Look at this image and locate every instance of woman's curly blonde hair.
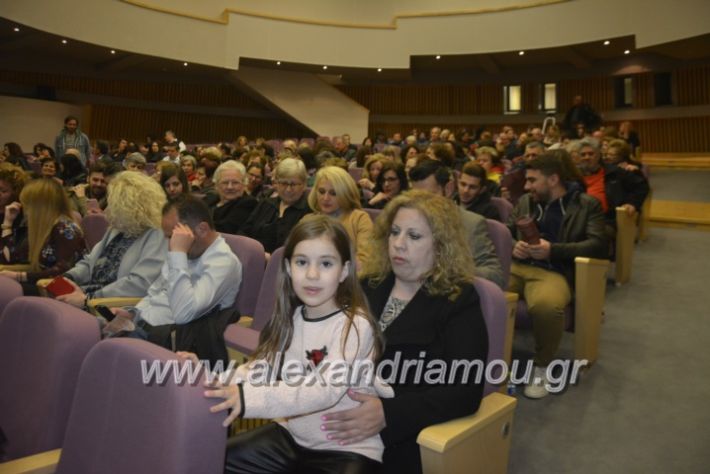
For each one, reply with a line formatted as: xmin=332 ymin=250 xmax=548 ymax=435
xmin=105 ymin=171 xmax=166 ymax=237
xmin=361 ymin=189 xmax=475 ymax=299
xmin=0 ymin=162 xmax=29 ymax=197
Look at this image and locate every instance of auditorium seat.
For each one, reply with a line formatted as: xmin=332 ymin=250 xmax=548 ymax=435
xmin=348 ymin=167 xmax=364 ymax=182
xmin=614 ymin=206 xmax=638 ymax=286
xmin=490 ymin=197 xmax=514 ymax=224
xmin=80 ymin=212 xmax=109 ymax=250
xmin=0 ymin=297 xmax=100 ymax=462
xmin=364 ymin=207 xmax=381 ymax=223
xmin=417 ymin=277 xmax=517 ymax=474
xmin=0 ymin=275 xmax=23 ymax=316
xmin=2 ymin=339 xmax=227 ymax=474
xmin=220 ymin=233 xmax=266 ymax=317
xmin=224 ymin=247 xmax=284 ymax=356
xmin=515 ymin=257 xmax=610 ymax=366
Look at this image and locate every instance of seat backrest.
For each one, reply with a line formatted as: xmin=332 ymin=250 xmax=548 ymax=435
xmin=55 ymin=339 xmax=226 ymax=474
xmin=80 ymin=213 xmax=109 ymax=251
xmin=252 ymin=247 xmax=285 ymax=331
xmin=220 ymin=233 xmax=266 ymax=317
xmin=364 ymin=207 xmax=381 ymax=223
xmin=0 ymin=275 xmax=23 ymax=317
xmin=348 ymin=167 xmax=364 ymax=182
xmin=485 ymin=219 xmax=513 ymax=286
xmin=490 ymin=197 xmax=514 ymax=224
xmin=0 ymin=297 xmax=100 ymax=461
xmin=473 ymin=278 xmax=508 ymax=396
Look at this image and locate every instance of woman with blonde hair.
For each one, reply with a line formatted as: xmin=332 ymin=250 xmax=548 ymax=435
xmin=358 ymin=154 xmax=385 ymax=192
xmin=0 ymin=178 xmax=85 ymax=289
xmin=308 ymin=166 xmax=373 ymax=269
xmin=55 ymin=171 xmax=168 ymax=307
xmin=322 ymin=190 xmax=488 ymax=474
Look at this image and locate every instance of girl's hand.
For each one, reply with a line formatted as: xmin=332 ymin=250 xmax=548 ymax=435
xmin=4 ymin=202 xmax=21 ymax=224
xmin=176 ymin=351 xmax=200 ymax=365
xmin=320 ymin=390 xmax=386 ymax=445
xmin=204 ymin=381 xmax=242 ymax=427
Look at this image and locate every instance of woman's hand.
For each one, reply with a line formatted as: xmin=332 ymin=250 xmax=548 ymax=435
xmin=4 ymin=202 xmax=21 ymax=226
xmin=176 ymin=351 xmax=200 ymax=365
xmin=368 ymin=192 xmax=390 ymax=207
xmin=320 ymin=390 xmax=386 ymax=445
xmin=358 ymin=178 xmax=375 ymax=191
xmin=204 ymin=380 xmax=242 ymax=428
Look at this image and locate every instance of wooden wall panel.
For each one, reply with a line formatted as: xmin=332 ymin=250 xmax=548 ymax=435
xmin=0 ymin=70 xmax=266 ymax=109
xmin=675 ymin=65 xmax=710 ymax=106
xmin=634 ymin=72 xmax=655 ymax=109
xmin=90 ymin=105 xmax=311 ymax=143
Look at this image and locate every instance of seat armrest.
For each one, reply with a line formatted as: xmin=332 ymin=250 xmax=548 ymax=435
xmin=614 ymin=207 xmax=637 ymax=286
xmin=0 ymin=448 xmax=61 ymax=474
xmin=237 ymin=316 xmax=254 ymax=328
xmin=573 ymin=257 xmax=610 ymax=366
xmin=88 ymin=297 xmax=141 ymax=312
xmin=0 ymin=264 xmax=32 ymax=272
xmin=503 ymin=292 xmax=518 ymax=368
xmin=417 ymin=392 xmax=517 ymax=474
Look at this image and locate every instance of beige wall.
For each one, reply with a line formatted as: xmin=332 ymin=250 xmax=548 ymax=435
xmin=0 ymin=95 xmax=85 ymax=152
xmin=2 ymin=0 xmax=709 ymax=69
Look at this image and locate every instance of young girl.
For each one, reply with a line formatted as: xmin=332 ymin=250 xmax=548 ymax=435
xmin=198 ymin=214 xmax=392 ymax=473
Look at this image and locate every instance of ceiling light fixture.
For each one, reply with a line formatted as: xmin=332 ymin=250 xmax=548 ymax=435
xmin=435 ymin=55 xmax=441 ymax=60
xmin=603 ymin=40 xmax=610 ymax=46
xmin=183 ymin=62 xmax=188 ymax=66
xmin=518 ymin=51 xmax=525 ymax=56
xmin=110 ymin=50 xmax=116 ymax=54
xmin=624 ymin=49 xmax=630 ymax=55
xmin=276 ymin=61 xmax=281 ymax=65
xmin=322 ymin=65 xmax=328 ymax=70
xmin=377 ymin=68 xmax=382 ymax=72
xmin=61 ymin=39 xmax=67 ymax=44
xmin=13 ymin=27 xmax=20 ymax=32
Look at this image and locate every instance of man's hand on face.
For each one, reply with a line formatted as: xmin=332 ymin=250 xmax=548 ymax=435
xmin=169 ymin=223 xmax=195 ymax=254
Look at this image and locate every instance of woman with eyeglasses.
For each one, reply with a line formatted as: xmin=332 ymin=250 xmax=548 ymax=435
xmin=240 ymin=158 xmax=311 ymax=254
xmin=308 ymin=166 xmax=373 ymax=270
xmin=210 ymin=160 xmax=257 ymax=235
xmin=365 ymin=161 xmax=408 ymax=209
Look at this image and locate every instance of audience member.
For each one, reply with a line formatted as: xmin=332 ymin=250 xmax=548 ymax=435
xmin=507 ymin=151 xmax=607 ymax=398
xmin=366 ymin=161 xmax=408 ymax=209
xmin=68 ymin=162 xmax=109 ymax=216
xmin=455 ymin=161 xmax=501 ymax=221
xmin=164 ymin=129 xmax=186 ymax=152
xmin=3 ymin=143 xmax=31 ymax=171
xmin=308 ymin=166 xmax=373 ymax=269
xmin=210 ymin=160 xmax=257 ymax=235
xmin=54 ymin=115 xmax=91 ymax=166
xmin=159 ymin=163 xmax=190 ymax=202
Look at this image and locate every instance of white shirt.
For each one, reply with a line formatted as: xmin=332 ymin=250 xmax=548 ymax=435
xmin=135 ymin=235 xmax=241 ymax=326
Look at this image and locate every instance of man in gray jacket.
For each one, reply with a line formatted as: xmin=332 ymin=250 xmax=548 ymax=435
xmin=408 ymin=159 xmax=505 ymax=289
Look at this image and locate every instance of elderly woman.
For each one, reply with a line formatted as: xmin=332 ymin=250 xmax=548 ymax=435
xmin=159 ymin=163 xmax=190 ymax=202
xmin=240 ymin=158 xmax=311 ymax=254
xmin=211 ymin=160 xmax=257 ymax=234
xmin=0 ymin=178 xmax=86 ymax=290
xmin=322 ymin=190 xmax=488 ymax=474
xmin=124 ymin=152 xmax=147 ymax=172
xmin=55 ymin=171 xmax=167 ymax=307
xmin=180 ymin=154 xmax=198 ymax=181
xmin=308 ymin=166 xmax=373 ymax=269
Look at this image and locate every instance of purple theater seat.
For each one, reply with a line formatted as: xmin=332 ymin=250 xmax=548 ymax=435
xmin=364 ymin=207 xmax=381 ymax=223
xmin=0 ymin=275 xmax=23 ymax=316
xmin=80 ymin=213 xmax=109 ymax=251
xmin=348 ymin=167 xmax=364 ymax=182
xmin=224 ymin=247 xmax=284 ymax=355
xmin=485 ymin=219 xmax=513 ymax=287
xmin=220 ymin=234 xmax=266 ymax=317
xmin=473 ymin=277 xmax=508 ymax=395
xmin=55 ymin=339 xmax=226 ymax=474
xmin=490 ymin=197 xmax=514 ymax=224
xmin=0 ymin=297 xmax=100 ymax=461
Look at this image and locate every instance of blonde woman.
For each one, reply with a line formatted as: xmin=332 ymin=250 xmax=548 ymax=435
xmin=56 ymin=171 xmax=168 ymax=307
xmin=0 ymin=178 xmax=85 ymax=288
xmin=308 ymin=166 xmax=373 ymax=269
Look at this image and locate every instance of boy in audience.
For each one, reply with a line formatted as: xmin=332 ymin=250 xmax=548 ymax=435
xmin=454 ymin=162 xmax=501 ymax=221
xmin=408 ymin=159 xmax=505 ymax=289
xmin=508 ymin=151 xmax=607 ymax=399
xmin=103 ymin=196 xmax=241 ymax=346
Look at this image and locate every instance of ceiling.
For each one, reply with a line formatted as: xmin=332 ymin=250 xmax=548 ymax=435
xmin=1 ymin=15 xmax=709 ymax=86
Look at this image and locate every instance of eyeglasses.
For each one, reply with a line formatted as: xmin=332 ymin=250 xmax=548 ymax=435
xmin=276 ymin=180 xmax=304 ymax=188
xmin=248 ymin=173 xmax=262 ymax=180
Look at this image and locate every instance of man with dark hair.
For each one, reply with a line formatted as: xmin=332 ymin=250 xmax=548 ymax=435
xmin=163 ymin=143 xmax=181 ymax=166
xmin=95 ymin=140 xmax=112 ymax=165
xmin=164 ymin=129 xmax=186 ymax=152
xmin=562 ymin=95 xmax=601 ymax=135
xmin=69 ymin=162 xmax=109 ymax=216
xmin=408 ymin=159 xmax=505 ymax=289
xmin=455 ymin=162 xmax=501 ymax=221
xmin=508 ymin=151 xmax=607 ymax=399
xmin=54 ymin=115 xmax=92 ymax=166
xmin=104 ymin=196 xmax=242 ymax=344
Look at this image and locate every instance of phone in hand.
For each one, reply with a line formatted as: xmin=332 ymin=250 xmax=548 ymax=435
xmin=46 ymin=276 xmax=76 ymax=297
xmin=86 ymin=199 xmax=100 ymax=212
xmin=94 ymin=305 xmax=116 ymax=322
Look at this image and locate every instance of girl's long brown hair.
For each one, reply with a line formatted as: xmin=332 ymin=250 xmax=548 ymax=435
xmin=19 ymin=178 xmax=76 ymax=271
xmin=252 ymin=214 xmax=383 ymax=365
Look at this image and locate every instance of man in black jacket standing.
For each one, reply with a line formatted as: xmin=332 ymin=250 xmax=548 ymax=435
xmin=508 ymin=151 xmax=607 ymax=399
